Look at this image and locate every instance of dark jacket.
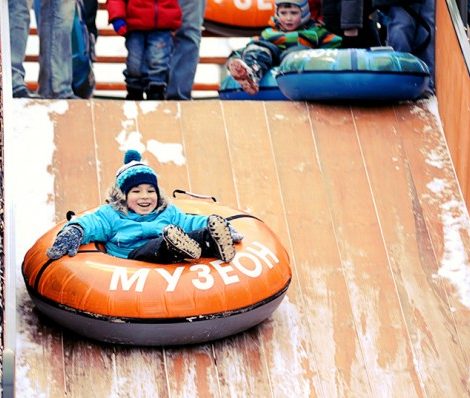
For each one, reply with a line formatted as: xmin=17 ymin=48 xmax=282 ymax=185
xmin=322 ymin=0 xmax=366 ymax=31
xmin=372 ymin=0 xmax=423 ymax=7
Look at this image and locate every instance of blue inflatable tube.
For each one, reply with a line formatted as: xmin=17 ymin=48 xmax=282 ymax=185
xmin=276 ymin=48 xmax=430 ymax=102
xmin=219 ymin=69 xmax=288 ymax=101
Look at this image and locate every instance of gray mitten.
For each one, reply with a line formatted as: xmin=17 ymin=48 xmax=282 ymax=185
xmin=229 ymin=224 xmax=244 ymax=243
xmin=47 ymin=225 xmax=84 ymax=260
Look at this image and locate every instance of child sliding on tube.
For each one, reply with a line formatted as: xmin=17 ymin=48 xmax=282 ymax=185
xmin=47 ymin=150 xmax=243 ymax=264
xmin=226 ymin=0 xmax=342 ymax=95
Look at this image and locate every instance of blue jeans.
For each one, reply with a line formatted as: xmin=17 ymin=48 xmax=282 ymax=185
xmin=385 ymin=1 xmax=435 ymax=91
xmin=166 ymin=0 xmax=207 ymax=100
xmin=124 ymin=30 xmax=173 ymax=92
xmin=36 ymin=0 xmax=76 ymax=98
xmin=8 ymin=0 xmax=33 ymax=95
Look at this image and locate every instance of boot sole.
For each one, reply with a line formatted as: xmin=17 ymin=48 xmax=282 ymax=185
xmin=163 ymin=225 xmax=202 ymax=259
xmin=208 ymin=215 xmax=236 ymax=262
xmin=227 ymin=58 xmax=259 ymax=95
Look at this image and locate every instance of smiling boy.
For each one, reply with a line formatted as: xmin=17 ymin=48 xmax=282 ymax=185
xmin=226 ymin=0 xmax=342 ymax=95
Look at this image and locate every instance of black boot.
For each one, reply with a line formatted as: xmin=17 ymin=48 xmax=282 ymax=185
xmin=126 ymin=87 xmax=144 ymax=100
xmin=146 ymin=84 xmax=165 ymax=100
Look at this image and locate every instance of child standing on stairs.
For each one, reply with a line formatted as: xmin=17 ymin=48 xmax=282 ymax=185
xmin=47 ymin=150 xmax=243 ymax=264
xmin=226 ymin=0 xmax=342 ymax=95
xmin=106 ymin=0 xmax=182 ymax=100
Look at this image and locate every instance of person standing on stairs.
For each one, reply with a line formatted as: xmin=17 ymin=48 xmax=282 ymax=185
xmin=106 ymin=0 xmax=182 ymax=100
xmin=8 ymin=0 xmax=40 ymax=98
xmin=166 ymin=0 xmax=207 ymax=100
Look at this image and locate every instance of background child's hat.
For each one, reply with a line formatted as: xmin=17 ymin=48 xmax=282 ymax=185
xmin=275 ymin=0 xmax=311 ymax=26
xmin=115 ymin=150 xmax=159 ymax=195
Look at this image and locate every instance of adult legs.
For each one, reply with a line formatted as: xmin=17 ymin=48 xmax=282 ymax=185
xmin=166 ymin=0 xmax=207 ymax=100
xmin=414 ymin=0 xmax=435 ymax=90
xmin=8 ymin=0 xmax=37 ymax=97
xmin=37 ymin=0 xmax=76 ymax=98
xmin=386 ymin=7 xmax=417 ymax=53
xmin=386 ymin=3 xmax=435 ymax=92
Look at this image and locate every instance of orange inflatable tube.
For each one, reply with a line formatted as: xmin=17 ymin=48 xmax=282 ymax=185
xmin=204 ymin=0 xmax=274 ymax=36
xmin=204 ymin=0 xmax=322 ymax=36
xmin=22 ymin=199 xmax=291 ymax=345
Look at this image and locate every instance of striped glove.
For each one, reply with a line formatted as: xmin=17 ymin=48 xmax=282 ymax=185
xmin=47 ymin=225 xmax=84 ymax=260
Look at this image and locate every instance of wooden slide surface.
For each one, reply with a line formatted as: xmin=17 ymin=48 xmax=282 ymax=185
xmin=8 ymin=99 xmax=470 ymax=397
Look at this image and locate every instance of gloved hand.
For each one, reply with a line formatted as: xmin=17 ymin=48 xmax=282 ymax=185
xmin=112 ymin=18 xmax=127 ymax=36
xmin=229 ymin=224 xmax=244 ymax=243
xmin=47 ymin=225 xmax=84 ymax=260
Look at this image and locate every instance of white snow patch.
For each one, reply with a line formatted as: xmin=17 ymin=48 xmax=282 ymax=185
xmin=147 ymin=140 xmax=185 ymax=166
xmin=426 ymin=178 xmax=447 ymax=194
xmin=116 ymin=130 xmax=146 ymax=154
xmin=425 ymin=149 xmax=445 ymax=169
xmin=437 ymin=199 xmax=470 ymax=308
xmin=8 ymin=101 xmax=61 ymax=268
xmin=138 ymin=101 xmax=159 ymax=114
xmin=423 ymin=97 xmax=444 ymax=133
xmin=115 ymin=105 xmax=185 ymax=165
xmin=123 ymin=101 xmax=138 ymax=120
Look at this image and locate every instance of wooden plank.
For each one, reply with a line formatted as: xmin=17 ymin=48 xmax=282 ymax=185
xmin=165 ymin=346 xmax=219 ymax=397
xmin=395 ymin=102 xmax=470 ymax=363
xmin=13 ymin=99 xmax=470 ymax=397
xmin=16 ymin=292 xmax=66 ymax=397
xmin=222 ymin=101 xmax=322 ymax=397
xmin=353 ymin=104 xmax=469 ymax=395
xmin=309 ymin=103 xmax=423 ymax=396
xmin=180 ymin=100 xmax=237 ymax=207
xmin=180 ymin=101 xmax=272 ymax=397
xmin=52 ymin=100 xmax=100 ymax=218
xmin=265 ymin=101 xmax=371 ymax=396
xmin=133 ymin=100 xmax=190 ymax=195
xmin=435 ymin=0 xmax=470 ymax=206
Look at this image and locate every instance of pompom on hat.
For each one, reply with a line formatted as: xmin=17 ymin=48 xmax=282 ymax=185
xmin=275 ymin=0 xmax=311 ymax=26
xmin=115 ymin=150 xmax=159 ymax=195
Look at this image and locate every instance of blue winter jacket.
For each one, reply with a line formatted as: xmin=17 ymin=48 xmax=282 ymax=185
xmin=70 ymin=203 xmax=208 ymax=259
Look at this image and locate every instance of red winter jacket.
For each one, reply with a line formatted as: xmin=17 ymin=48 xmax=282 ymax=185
xmin=106 ymin=0 xmax=182 ymax=32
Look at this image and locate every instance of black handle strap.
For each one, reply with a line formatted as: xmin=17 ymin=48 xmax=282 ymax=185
xmin=172 ymin=189 xmax=217 ymax=202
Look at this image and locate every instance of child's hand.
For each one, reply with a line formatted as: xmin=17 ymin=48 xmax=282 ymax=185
xmin=47 ymin=225 xmax=84 ymax=260
xmin=229 ymin=224 xmax=244 ymax=243
xmin=112 ymin=18 xmax=127 ymax=36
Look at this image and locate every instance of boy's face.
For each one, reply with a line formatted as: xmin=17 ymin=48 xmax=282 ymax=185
xmin=127 ymin=183 xmax=158 ymax=215
xmin=277 ymin=5 xmax=302 ymax=31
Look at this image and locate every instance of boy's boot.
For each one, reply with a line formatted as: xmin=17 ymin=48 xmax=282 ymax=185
xmin=146 ymin=84 xmax=165 ymax=100
xmin=163 ymin=225 xmax=202 ymax=259
xmin=207 ymin=215 xmax=236 ymax=262
xmin=226 ymin=57 xmax=261 ymax=95
xmin=126 ymin=87 xmax=144 ymax=100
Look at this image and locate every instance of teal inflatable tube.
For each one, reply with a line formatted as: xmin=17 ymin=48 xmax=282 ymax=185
xmin=276 ymin=48 xmax=430 ymax=101
xmin=219 ymin=69 xmax=288 ymax=101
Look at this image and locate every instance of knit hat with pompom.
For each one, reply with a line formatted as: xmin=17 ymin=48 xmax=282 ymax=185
xmin=275 ymin=0 xmax=311 ymax=26
xmin=115 ymin=150 xmax=159 ymax=195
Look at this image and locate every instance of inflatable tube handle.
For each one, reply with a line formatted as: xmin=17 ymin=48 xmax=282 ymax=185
xmin=66 ymin=210 xmax=76 ymax=221
xmin=172 ymin=189 xmax=217 ymax=202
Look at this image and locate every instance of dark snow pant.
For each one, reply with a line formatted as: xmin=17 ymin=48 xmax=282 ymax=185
xmin=384 ymin=1 xmax=435 ymax=91
xmin=229 ymin=40 xmax=282 ymax=81
xmin=127 ymin=227 xmax=220 ymax=264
